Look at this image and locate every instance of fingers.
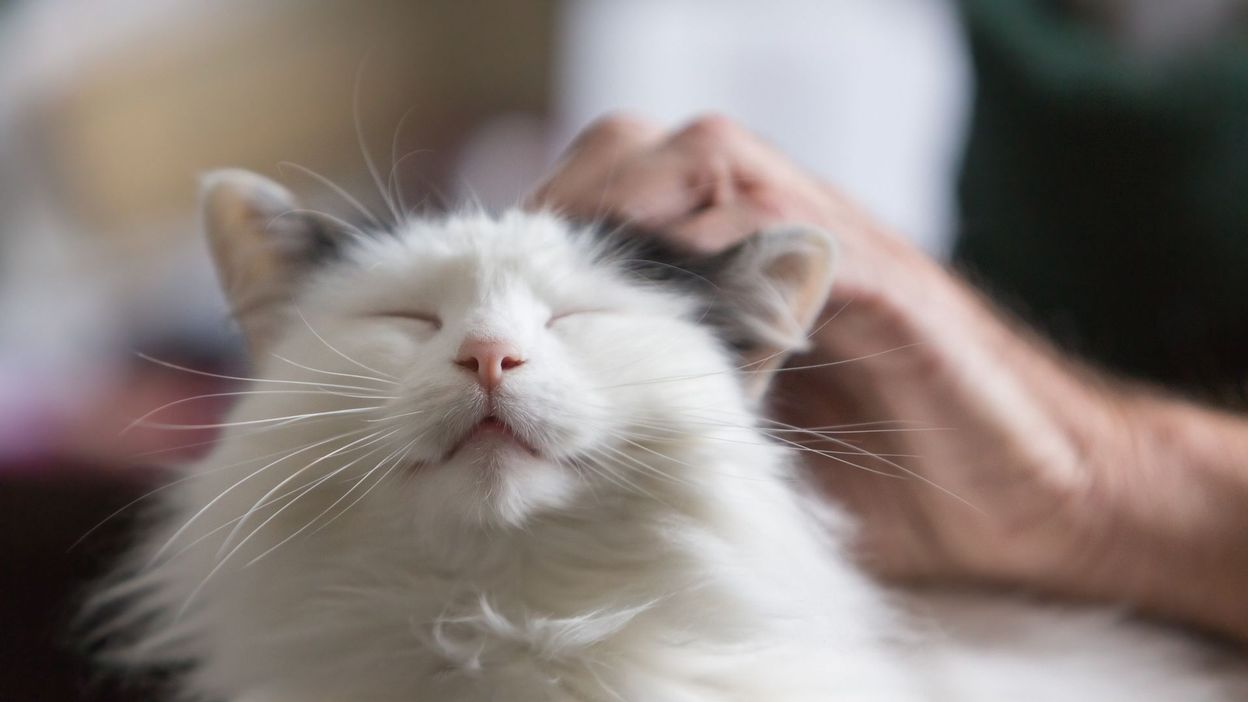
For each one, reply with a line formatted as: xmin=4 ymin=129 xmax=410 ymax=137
xmin=670 ymin=202 xmax=778 ymax=255
xmin=531 ymin=112 xmax=815 ymax=253
xmin=528 ymin=114 xmax=669 ymax=220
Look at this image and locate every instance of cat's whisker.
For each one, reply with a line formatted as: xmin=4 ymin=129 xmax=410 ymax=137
xmin=776 ymin=441 xmax=920 ymax=458
xmin=606 ymin=434 xmax=696 ymax=472
xmin=558 ymin=456 xmax=606 ymax=503
xmin=277 ymin=160 xmax=385 ymax=229
xmin=270 ymin=353 xmax=397 ymax=388
xmin=732 ymin=296 xmax=855 ymax=373
xmin=149 ymin=425 xmax=382 ymax=566
xmin=737 ymin=343 xmax=925 ymax=375
xmin=136 ymin=353 xmax=389 ymax=394
xmin=169 ymin=443 xmax=394 ymax=562
xmin=241 ymin=435 xmax=417 ymax=567
xmin=763 ymin=418 xmax=932 ymax=429
xmin=74 ymin=429 xmax=390 ymax=552
xmin=609 ymin=413 xmax=937 ymax=481
xmin=125 ymin=411 xmax=365 ymax=460
xmin=652 ymin=408 xmax=911 ymax=460
xmin=214 ymin=427 xmax=402 ymax=559
xmin=302 ymin=434 xmax=424 ymax=541
xmin=267 ymin=208 xmax=373 ymax=244
xmin=172 ymin=430 xmax=405 ymax=617
xmin=386 ymin=103 xmax=421 ymax=211
xmin=365 ymin=408 xmax=425 ymax=422
xmin=295 ymin=308 xmax=398 ymax=381
xmin=122 ymin=389 xmax=393 ymax=436
xmin=770 ymin=426 xmax=949 ymax=436
xmin=571 ymin=448 xmax=663 ymax=503
xmin=759 ymin=433 xmax=908 ymax=480
xmin=595 ymin=442 xmax=695 ymax=489
xmin=615 ymin=404 xmax=943 ymax=437
xmin=669 ymin=409 xmax=982 ymax=511
xmin=740 ymin=412 xmax=949 ymax=438
xmin=352 ymin=58 xmax=402 ymax=225
xmin=598 ymin=427 xmax=779 ymax=483
xmin=592 ymin=342 xmax=924 ymax=391
xmin=134 ymin=405 xmax=384 ymax=431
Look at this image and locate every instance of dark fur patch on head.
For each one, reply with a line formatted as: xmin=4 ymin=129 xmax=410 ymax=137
xmin=591 ymin=223 xmax=758 ymax=353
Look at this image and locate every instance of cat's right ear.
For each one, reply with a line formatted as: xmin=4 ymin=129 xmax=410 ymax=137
xmin=201 ymin=169 xmax=346 ymax=354
xmin=701 ymin=226 xmax=838 ymax=400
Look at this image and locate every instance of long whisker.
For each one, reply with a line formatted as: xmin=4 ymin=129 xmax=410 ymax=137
xmin=73 ymin=427 xmax=389 ymax=551
xmin=213 ymin=428 xmax=399 ymax=559
xmin=134 ymin=405 xmax=382 ymax=431
xmin=295 ymin=308 xmax=398 ymax=381
xmin=575 ymin=447 xmax=668 ymax=504
xmin=615 ymin=424 xmax=918 ymax=458
xmin=302 ymin=434 xmax=422 ymax=540
xmin=125 ymin=412 xmax=363 ymax=460
xmin=167 ymin=440 xmax=396 ymax=561
xmin=277 ymin=161 xmax=384 ymax=228
xmin=596 ymin=442 xmax=694 ymax=489
xmin=122 ymin=390 xmax=392 ymax=435
xmin=239 ymin=435 xmax=414 ymax=567
xmin=738 ymin=343 xmax=925 ymax=375
xmin=734 ymin=296 xmax=854 ymax=372
xmin=365 ymin=408 xmax=424 ymax=422
xmin=271 ymin=354 xmax=397 ymax=388
xmin=136 ymin=353 xmax=386 ymax=393
xmin=386 ymin=102 xmax=428 ymax=214
xmin=270 ymin=208 xmax=372 ymax=243
xmin=149 ymin=425 xmax=379 ymax=565
xmin=353 ymin=58 xmax=402 ymax=224
xmin=593 ymin=342 xmax=922 ymax=390
xmin=622 ymin=410 xmax=907 ymax=479
xmin=675 ymin=409 xmax=983 ymax=512
xmin=612 ymin=410 xmax=952 ymax=488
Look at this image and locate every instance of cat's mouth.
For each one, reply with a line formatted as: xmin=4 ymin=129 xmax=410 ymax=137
xmin=445 ymin=416 xmax=539 ymax=460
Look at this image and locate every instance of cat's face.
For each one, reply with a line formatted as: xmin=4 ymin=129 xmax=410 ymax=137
xmin=202 ymin=171 xmax=835 ymax=531
xmin=276 ymin=211 xmax=743 ymax=527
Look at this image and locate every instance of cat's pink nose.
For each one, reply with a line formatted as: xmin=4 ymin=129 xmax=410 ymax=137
xmin=454 ymin=338 xmax=525 ymax=391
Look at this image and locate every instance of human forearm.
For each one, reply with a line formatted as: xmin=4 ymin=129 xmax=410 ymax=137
xmin=1058 ymin=389 xmax=1248 ymax=640
xmin=805 ymin=245 xmax=1248 ymax=641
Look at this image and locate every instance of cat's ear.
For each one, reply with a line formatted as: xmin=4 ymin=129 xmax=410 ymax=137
xmin=201 ymin=169 xmax=347 ymax=354
xmin=709 ymin=226 xmax=837 ymax=399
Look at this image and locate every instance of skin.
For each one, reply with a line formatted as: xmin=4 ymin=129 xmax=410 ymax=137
xmin=528 ymin=114 xmax=1248 ymax=643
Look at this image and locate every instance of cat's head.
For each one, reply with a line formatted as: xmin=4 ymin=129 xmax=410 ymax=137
xmin=201 ymin=170 xmax=835 ymax=531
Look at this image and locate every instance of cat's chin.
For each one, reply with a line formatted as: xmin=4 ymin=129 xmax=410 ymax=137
xmin=411 ymin=451 xmax=580 ymax=530
xmin=443 ymin=416 xmax=541 ymax=462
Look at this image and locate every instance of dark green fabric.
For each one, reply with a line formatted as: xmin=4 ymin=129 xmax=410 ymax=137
xmin=955 ymin=0 xmax=1248 ymax=402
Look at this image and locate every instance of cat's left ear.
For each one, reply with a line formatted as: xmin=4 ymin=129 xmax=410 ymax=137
xmin=201 ymin=169 xmax=349 ymax=355
xmin=708 ymin=226 xmax=837 ymax=399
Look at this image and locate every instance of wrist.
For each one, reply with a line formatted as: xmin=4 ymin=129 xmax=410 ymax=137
xmin=1028 ymin=388 xmax=1248 ymax=639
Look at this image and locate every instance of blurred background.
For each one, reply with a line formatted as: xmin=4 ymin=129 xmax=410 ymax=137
xmin=0 ymin=0 xmax=1244 ymax=699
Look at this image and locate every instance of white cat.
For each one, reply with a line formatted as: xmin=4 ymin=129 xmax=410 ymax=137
xmin=91 ymin=170 xmax=1246 ymax=701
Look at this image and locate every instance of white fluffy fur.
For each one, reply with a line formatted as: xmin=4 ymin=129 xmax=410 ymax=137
xmin=96 ymin=208 xmax=1246 ymax=701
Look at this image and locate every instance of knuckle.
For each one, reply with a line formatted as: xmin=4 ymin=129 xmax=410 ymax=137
xmin=580 ymin=112 xmax=654 ymax=145
xmin=677 ymin=113 xmax=741 ymax=146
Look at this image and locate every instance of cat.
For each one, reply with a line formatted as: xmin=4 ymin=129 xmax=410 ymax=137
xmin=88 ymin=169 xmax=1247 ymax=701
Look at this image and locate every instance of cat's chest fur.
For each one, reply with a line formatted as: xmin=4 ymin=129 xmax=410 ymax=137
xmin=207 ymin=453 xmax=917 ymax=702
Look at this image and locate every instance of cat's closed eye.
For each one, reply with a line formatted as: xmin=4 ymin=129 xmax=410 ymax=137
xmin=546 ymin=309 xmax=609 ymax=327
xmin=377 ymin=311 xmax=442 ymax=330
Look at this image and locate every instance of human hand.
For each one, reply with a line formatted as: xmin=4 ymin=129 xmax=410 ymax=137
xmin=529 ymin=114 xmax=1124 ymax=589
